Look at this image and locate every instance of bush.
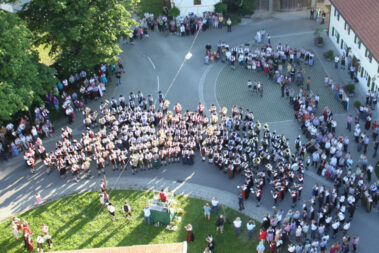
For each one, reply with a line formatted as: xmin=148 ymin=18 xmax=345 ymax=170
xmin=353 ymin=100 xmax=361 ymax=108
xmin=344 ymin=84 xmax=355 ymax=94
xmin=215 ymin=2 xmax=228 ymax=14
xmin=327 ymin=50 xmax=334 ymax=60
xmin=168 ymin=6 xmax=180 ymax=17
xmin=224 ymin=0 xmax=255 ymax=15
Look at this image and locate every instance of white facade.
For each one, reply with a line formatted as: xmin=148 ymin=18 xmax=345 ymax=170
xmin=171 ymin=0 xmax=221 ymax=17
xmin=0 ymin=0 xmax=29 ymax=13
xmin=328 ymin=5 xmax=379 ymax=93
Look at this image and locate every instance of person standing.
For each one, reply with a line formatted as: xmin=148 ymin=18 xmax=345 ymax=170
xmin=238 ymin=194 xmax=245 ymax=210
xmin=233 ymin=217 xmax=242 ymax=236
xmin=346 ymin=115 xmax=353 ymax=131
xmin=10 ymin=220 xmax=19 ymax=240
xmin=256 ymin=240 xmax=265 ymax=253
xmin=36 ymin=235 xmax=44 ymax=252
xmin=226 ymin=18 xmax=232 ymax=32
xmin=334 ymin=55 xmax=340 ymax=69
xmin=115 ymin=70 xmax=121 ymax=86
xmin=123 ymin=201 xmax=132 ymax=221
xmin=205 ymin=234 xmax=215 ymax=251
xmin=246 ymin=220 xmax=256 ymax=239
xmin=215 ymin=215 xmax=225 ymax=234
xmin=321 ymin=11 xmax=326 ymax=24
xmin=373 ymin=139 xmax=379 ymax=157
xmin=211 ymin=197 xmax=219 ymax=214
xmin=203 ymin=203 xmax=211 ymax=221
xmin=143 ymin=205 xmax=151 ymax=225
xmin=352 ymin=235 xmax=359 ymax=252
xmin=107 ymin=203 xmax=116 ymax=221
xmin=184 ymin=224 xmax=194 ymax=243
xmin=35 ymin=193 xmax=43 ymax=205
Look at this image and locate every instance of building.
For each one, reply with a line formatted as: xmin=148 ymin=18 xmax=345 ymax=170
xmin=170 ymin=0 xmax=221 ymax=16
xmin=0 ymin=0 xmax=29 ymax=13
xmin=328 ymin=0 xmax=379 ymax=93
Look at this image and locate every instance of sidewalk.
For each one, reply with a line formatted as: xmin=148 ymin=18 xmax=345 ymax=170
xmin=0 ymin=175 xmax=269 ymax=222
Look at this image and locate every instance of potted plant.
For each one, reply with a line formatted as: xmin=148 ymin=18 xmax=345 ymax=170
xmin=353 ymin=100 xmax=361 ymax=108
xmin=314 ymin=28 xmax=324 ymax=47
xmin=323 ymin=50 xmax=334 ymax=61
xmin=344 ymin=83 xmax=355 ymax=96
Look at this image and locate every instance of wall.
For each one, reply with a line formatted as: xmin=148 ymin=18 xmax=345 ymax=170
xmin=171 ymin=0 xmax=220 ymax=16
xmin=328 ymin=5 xmax=379 ymax=93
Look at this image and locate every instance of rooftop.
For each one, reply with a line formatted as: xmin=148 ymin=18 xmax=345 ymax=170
xmin=331 ymin=0 xmax=379 ymax=61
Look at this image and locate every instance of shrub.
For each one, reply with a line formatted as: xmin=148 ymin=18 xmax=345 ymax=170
xmin=353 ymin=100 xmax=361 ymax=108
xmin=215 ymin=2 xmax=228 ymax=14
xmin=327 ymin=50 xmax=334 ymax=60
xmin=344 ymin=84 xmax=355 ymax=94
xmin=168 ymin=6 xmax=180 ymax=17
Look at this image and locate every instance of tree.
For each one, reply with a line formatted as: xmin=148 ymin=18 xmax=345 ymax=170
xmin=168 ymin=6 xmax=180 ymax=18
xmin=214 ymin=2 xmax=228 ymax=14
xmin=19 ymin=0 xmax=136 ymax=74
xmin=0 ymin=10 xmax=56 ymax=122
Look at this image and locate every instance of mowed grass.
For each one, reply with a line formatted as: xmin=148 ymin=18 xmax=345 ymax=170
xmin=0 ymin=190 xmax=260 ymax=253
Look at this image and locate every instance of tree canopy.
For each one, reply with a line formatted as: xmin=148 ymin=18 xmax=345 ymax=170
xmin=19 ymin=0 xmax=136 ymax=74
xmin=0 ymin=10 xmax=56 ymax=122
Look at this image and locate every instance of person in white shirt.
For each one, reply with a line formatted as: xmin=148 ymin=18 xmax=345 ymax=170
xmin=211 ymin=197 xmax=219 ymax=214
xmin=107 ymin=203 xmax=116 ymax=221
xmin=37 ymin=235 xmax=45 ymax=252
xmin=256 ymin=240 xmax=265 ymax=253
xmin=233 ymin=217 xmax=242 ymax=236
xmin=143 ymin=205 xmax=151 ymax=225
xmin=246 ymin=220 xmax=256 ymax=239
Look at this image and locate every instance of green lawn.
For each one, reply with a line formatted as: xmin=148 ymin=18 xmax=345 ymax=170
xmin=0 ymin=190 xmax=260 ymax=253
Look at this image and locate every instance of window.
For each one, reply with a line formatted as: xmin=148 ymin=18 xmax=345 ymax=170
xmin=354 ymin=35 xmax=358 ymax=43
xmin=358 ymin=41 xmax=361 ymax=49
xmin=365 ymin=48 xmax=369 ymax=57
xmin=334 ymin=8 xmax=337 ymax=16
xmin=368 ymin=54 xmax=373 ymax=63
xmin=332 ymin=27 xmax=335 ymax=36
xmin=337 ymin=14 xmax=340 ymax=21
xmin=361 ymin=67 xmax=364 ymax=78
xmin=348 ymin=27 xmax=350 ymax=35
xmin=194 ymin=0 xmax=201 ymax=5
xmin=344 ymin=22 xmax=347 ymax=30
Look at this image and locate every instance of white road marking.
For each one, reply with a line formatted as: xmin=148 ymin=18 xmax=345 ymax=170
xmin=157 ymin=75 xmax=160 ymax=92
xmin=147 ymin=56 xmax=156 ymax=70
xmin=270 ymin=30 xmax=314 ymax=39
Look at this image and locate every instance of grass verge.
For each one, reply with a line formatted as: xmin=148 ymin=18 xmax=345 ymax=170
xmin=0 ymin=190 xmax=260 ymax=253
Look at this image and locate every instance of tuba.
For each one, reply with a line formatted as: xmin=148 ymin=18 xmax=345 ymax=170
xmin=285 ymin=148 xmax=291 ymax=157
xmin=255 ymin=157 xmax=261 ymax=165
xmin=221 ymin=106 xmax=228 ymax=116
xmin=263 ymin=123 xmax=269 ymax=131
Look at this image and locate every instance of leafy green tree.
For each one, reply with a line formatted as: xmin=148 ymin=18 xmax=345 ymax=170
xmin=19 ymin=0 xmax=136 ymax=74
xmin=214 ymin=2 xmax=228 ymax=14
xmin=168 ymin=6 xmax=180 ymax=18
xmin=0 ymin=10 xmax=56 ymax=121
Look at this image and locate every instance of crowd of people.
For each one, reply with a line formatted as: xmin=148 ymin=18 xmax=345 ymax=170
xmin=136 ymin=11 xmax=227 ymax=39
xmin=10 ymin=217 xmax=53 ymax=252
xmin=4 ymin=13 xmax=379 ymax=253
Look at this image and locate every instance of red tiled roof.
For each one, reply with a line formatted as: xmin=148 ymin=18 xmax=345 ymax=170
xmin=331 ymin=0 xmax=379 ymax=61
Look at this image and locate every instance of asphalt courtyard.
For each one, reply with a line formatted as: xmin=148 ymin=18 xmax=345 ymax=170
xmin=0 ymin=10 xmax=378 ymax=252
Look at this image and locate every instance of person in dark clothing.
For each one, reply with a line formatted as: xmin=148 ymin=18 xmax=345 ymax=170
xmin=238 ymin=194 xmax=245 ymax=210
